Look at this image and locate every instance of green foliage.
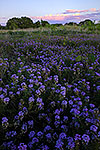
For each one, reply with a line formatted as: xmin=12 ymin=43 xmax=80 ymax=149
xmin=65 ymin=22 xmax=78 ymax=26
xmin=76 ymin=55 xmax=82 ymax=62
xmin=1 ymin=16 xmax=100 ymax=33
xmin=6 ymin=17 xmax=20 ymax=29
xmin=79 ymin=19 xmax=94 ymax=26
xmin=41 ymin=20 xmax=49 ymax=27
xmin=96 ymin=22 xmax=100 ymax=30
xmin=0 ymin=25 xmax=6 ymax=30
xmin=20 ymin=17 xmax=33 ymax=29
xmin=34 ymin=20 xmax=41 ymax=28
xmin=6 ymin=17 xmax=34 ymax=29
xmin=88 ymin=54 xmax=96 ymax=63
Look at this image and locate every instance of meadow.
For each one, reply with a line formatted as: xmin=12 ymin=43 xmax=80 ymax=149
xmin=0 ymin=27 xmax=100 ymax=150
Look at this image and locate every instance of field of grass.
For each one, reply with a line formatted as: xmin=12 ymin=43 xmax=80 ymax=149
xmin=0 ymin=29 xmax=100 ymax=150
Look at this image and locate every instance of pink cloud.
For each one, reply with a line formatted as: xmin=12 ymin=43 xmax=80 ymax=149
xmin=63 ymin=9 xmax=89 ymax=14
xmin=90 ymin=8 xmax=96 ymax=12
xmin=30 ymin=9 xmax=100 ymax=24
xmin=0 ymin=17 xmax=8 ymax=20
xmin=31 ymin=14 xmax=73 ymax=22
xmin=63 ymin=8 xmax=99 ymax=14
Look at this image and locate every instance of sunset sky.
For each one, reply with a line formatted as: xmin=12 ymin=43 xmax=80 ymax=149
xmin=0 ymin=0 xmax=100 ymax=25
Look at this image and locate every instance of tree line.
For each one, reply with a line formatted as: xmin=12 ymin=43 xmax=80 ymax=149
xmin=0 ymin=16 xmax=100 ymax=30
xmin=0 ymin=17 xmax=50 ymax=30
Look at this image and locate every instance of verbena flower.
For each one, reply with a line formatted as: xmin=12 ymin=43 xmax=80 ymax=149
xmin=90 ymin=125 xmax=98 ymax=132
xmin=55 ymin=139 xmax=64 ymax=149
xmin=29 ymin=96 xmax=35 ymax=103
xmin=82 ymin=134 xmax=90 ymax=144
xmin=3 ymin=97 xmax=10 ymax=104
xmin=74 ymin=134 xmax=81 ymax=141
xmin=29 ymin=131 xmax=35 ymax=139
xmin=2 ymin=117 xmax=9 ymax=128
xmin=32 ymin=137 xmax=39 ymax=144
xmin=18 ymin=143 xmax=27 ymax=150
xmin=28 ymin=120 xmax=34 ymax=128
xmin=59 ymin=132 xmax=67 ymax=140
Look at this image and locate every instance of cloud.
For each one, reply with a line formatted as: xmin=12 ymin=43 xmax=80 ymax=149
xmin=0 ymin=17 xmax=8 ymax=20
xmin=30 ymin=9 xmax=100 ymax=24
xmin=31 ymin=14 xmax=70 ymax=21
xmin=63 ymin=9 xmax=89 ymax=14
xmin=0 ymin=23 xmax=6 ymax=26
xmin=0 ymin=17 xmax=8 ymax=25
xmin=30 ymin=8 xmax=100 ymax=24
xmin=90 ymin=8 xmax=96 ymax=12
xmin=63 ymin=8 xmax=99 ymax=14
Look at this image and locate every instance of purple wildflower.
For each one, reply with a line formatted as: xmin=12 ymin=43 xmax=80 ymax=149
xmin=29 ymin=131 xmax=35 ymax=139
xmin=18 ymin=143 xmax=27 ymax=150
xmin=55 ymin=139 xmax=64 ymax=149
xmin=32 ymin=137 xmax=39 ymax=144
xmin=90 ymin=125 xmax=98 ymax=132
xmin=3 ymin=97 xmax=10 ymax=104
xmin=82 ymin=134 xmax=90 ymax=144
xmin=74 ymin=134 xmax=81 ymax=141
xmin=59 ymin=132 xmax=67 ymax=140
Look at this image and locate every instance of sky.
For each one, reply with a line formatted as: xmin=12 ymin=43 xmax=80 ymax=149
xmin=0 ymin=0 xmax=100 ymax=25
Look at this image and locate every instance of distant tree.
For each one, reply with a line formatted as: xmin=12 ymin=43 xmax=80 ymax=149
xmin=0 ymin=25 xmax=6 ymax=30
xmin=34 ymin=20 xmax=41 ymax=28
xmin=41 ymin=20 xmax=49 ymax=27
xmin=68 ymin=22 xmax=77 ymax=26
xmin=64 ymin=22 xmax=77 ymax=26
xmin=6 ymin=17 xmax=34 ymax=29
xmin=19 ymin=17 xmax=34 ymax=29
xmin=6 ymin=17 xmax=19 ymax=29
xmin=79 ymin=19 xmax=95 ymax=32
xmin=95 ymin=21 xmax=100 ymax=30
xmin=79 ymin=19 xmax=94 ymax=26
xmin=51 ymin=23 xmax=63 ymax=27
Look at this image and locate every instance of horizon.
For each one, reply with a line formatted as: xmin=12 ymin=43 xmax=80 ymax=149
xmin=0 ymin=0 xmax=100 ymax=26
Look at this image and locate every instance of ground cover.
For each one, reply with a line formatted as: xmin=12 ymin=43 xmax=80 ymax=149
xmin=0 ymin=31 xmax=100 ymax=149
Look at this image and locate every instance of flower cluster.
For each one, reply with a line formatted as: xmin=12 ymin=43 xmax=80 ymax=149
xmin=0 ymin=33 xmax=100 ymax=149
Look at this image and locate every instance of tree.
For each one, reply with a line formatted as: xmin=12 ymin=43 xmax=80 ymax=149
xmin=6 ymin=17 xmax=19 ymax=29
xmin=79 ymin=19 xmax=94 ymax=26
xmin=51 ymin=23 xmax=63 ymax=27
xmin=41 ymin=20 xmax=49 ymax=27
xmin=95 ymin=21 xmax=100 ymax=31
xmin=34 ymin=20 xmax=41 ymax=28
xmin=65 ymin=22 xmax=77 ymax=26
xmin=20 ymin=17 xmax=34 ymax=29
xmin=6 ymin=17 xmax=34 ymax=29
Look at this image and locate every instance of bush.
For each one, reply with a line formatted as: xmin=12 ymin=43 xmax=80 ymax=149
xmin=6 ymin=17 xmax=34 ymax=30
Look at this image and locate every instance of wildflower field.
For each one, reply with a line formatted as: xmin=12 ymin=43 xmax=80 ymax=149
xmin=0 ymin=30 xmax=100 ymax=150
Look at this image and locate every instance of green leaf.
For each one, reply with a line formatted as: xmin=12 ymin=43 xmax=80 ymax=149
xmin=76 ymin=55 xmax=81 ymax=62
xmin=88 ymin=54 xmax=96 ymax=62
